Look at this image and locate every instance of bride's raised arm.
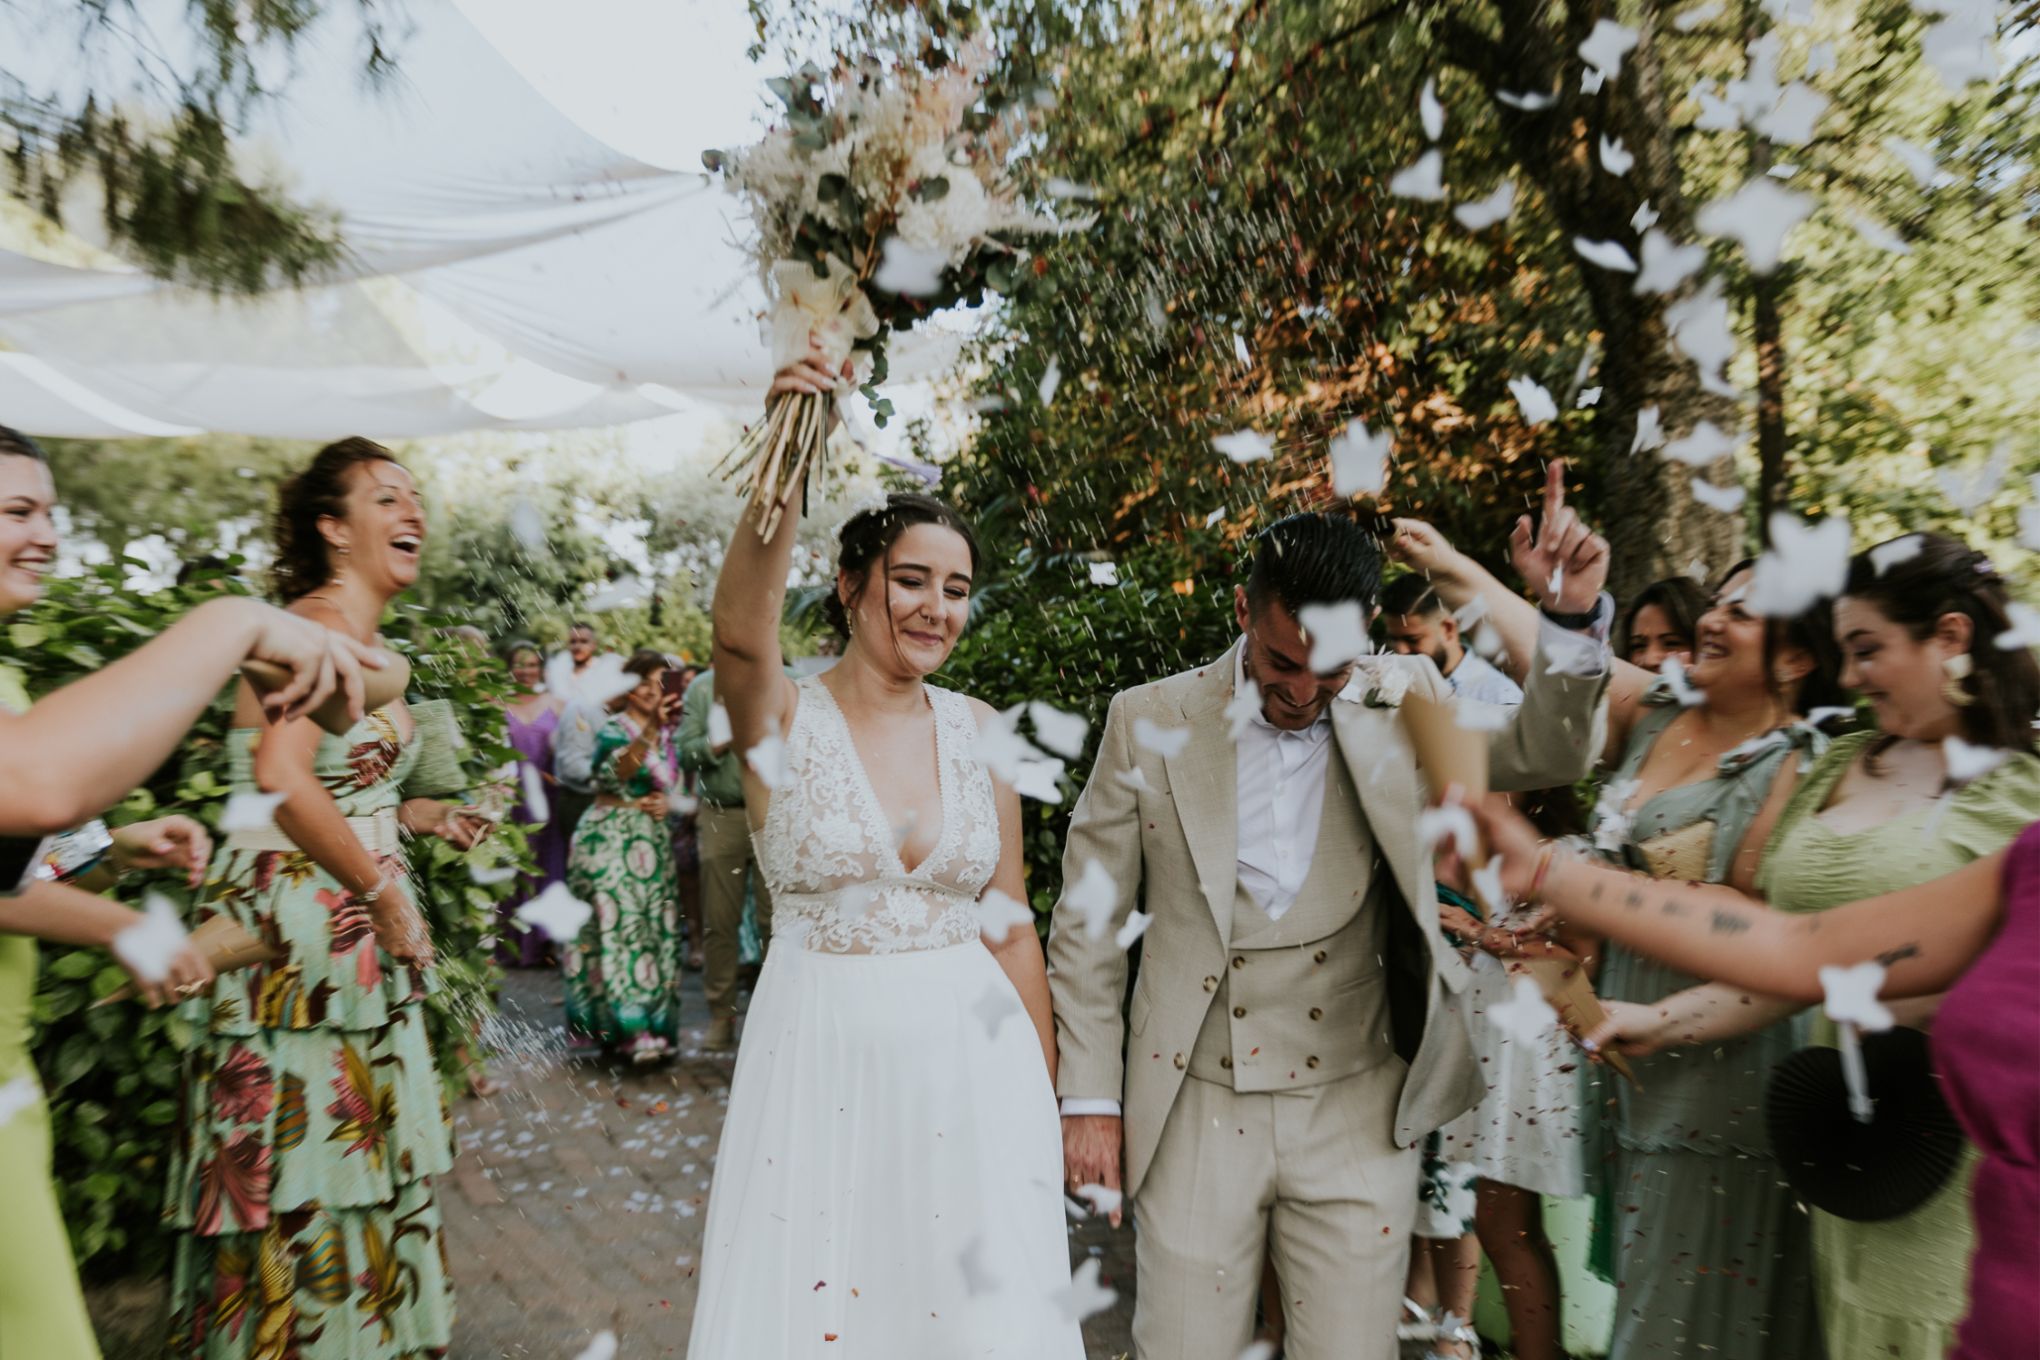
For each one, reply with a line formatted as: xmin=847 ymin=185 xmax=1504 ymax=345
xmin=710 ymin=343 xmax=850 ymax=751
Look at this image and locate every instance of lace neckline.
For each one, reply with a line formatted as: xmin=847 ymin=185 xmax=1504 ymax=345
xmin=800 ymin=677 xmax=955 ymax=880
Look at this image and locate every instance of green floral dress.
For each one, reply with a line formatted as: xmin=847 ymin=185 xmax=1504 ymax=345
xmin=562 ymin=716 xmax=679 ymax=1050
xmin=165 ymin=711 xmax=455 ymax=1360
xmin=1757 ymin=730 xmax=2040 ymax=1360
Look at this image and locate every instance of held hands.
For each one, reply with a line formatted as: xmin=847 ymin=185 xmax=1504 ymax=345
xmin=1061 ymin=1114 xmax=1125 ymax=1228
xmin=1510 ymin=460 xmax=1611 ymax=616
xmin=109 ymin=816 xmax=212 ymax=888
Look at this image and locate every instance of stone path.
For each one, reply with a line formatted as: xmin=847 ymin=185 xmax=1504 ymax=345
xmin=442 ymin=966 xmax=1137 ymax=1359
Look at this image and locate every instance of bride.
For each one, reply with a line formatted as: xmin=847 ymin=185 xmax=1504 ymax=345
xmin=686 ymin=345 xmax=1084 ymax=1358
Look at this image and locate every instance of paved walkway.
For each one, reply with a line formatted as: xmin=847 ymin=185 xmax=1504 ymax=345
xmin=442 ymin=966 xmax=1138 ymax=1359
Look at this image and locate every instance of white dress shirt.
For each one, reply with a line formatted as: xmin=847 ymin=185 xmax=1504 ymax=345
xmin=1442 ymin=648 xmax=1523 ymax=707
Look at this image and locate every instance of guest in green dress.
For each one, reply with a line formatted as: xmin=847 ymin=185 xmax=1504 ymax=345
xmin=166 ymin=438 xmax=487 ymax=1360
xmin=1588 ymin=534 xmax=2040 ymax=1360
xmin=564 ymin=650 xmax=683 ymax=1063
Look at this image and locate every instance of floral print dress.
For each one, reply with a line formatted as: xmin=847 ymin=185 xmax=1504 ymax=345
xmin=563 ymin=715 xmax=680 ymax=1053
xmin=166 ymin=711 xmax=454 ymax=1360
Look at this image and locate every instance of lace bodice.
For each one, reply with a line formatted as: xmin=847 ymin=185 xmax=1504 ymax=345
xmin=758 ymin=677 xmax=1002 ymax=954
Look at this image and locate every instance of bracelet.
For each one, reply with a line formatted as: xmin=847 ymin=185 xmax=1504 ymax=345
xmin=1538 ymin=603 xmax=1601 ymax=631
xmin=1529 ymin=843 xmax=1561 ymax=903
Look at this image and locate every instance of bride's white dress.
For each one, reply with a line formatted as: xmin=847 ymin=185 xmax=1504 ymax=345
xmin=686 ymin=677 xmax=1084 ymax=1358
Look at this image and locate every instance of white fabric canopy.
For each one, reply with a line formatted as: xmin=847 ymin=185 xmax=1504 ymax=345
xmin=0 ymin=1 xmax=953 ymax=440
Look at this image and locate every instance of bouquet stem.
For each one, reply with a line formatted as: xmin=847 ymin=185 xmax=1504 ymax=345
xmin=716 ymin=390 xmax=834 ymax=541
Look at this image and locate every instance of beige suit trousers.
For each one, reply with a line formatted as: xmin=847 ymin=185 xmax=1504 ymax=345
xmin=1132 ymin=1059 xmax=1419 ymax=1360
xmin=697 ymin=801 xmax=773 ymax=1021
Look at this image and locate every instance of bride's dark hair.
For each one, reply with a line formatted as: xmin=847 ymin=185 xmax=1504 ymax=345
xmin=823 ymin=493 xmax=981 ymax=643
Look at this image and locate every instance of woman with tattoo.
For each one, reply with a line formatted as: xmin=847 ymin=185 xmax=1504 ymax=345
xmin=1466 ymin=799 xmax=2040 ymax=1360
xmin=1391 ymin=464 xmax=1846 ymax=1360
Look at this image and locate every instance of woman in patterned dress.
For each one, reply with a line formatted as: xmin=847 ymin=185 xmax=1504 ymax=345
xmin=562 ymin=649 xmax=683 ymax=1063
xmin=166 ymin=438 xmax=488 ymax=1360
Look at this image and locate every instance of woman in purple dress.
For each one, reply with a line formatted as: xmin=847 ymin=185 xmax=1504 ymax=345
xmin=498 ymin=640 xmax=568 ymax=966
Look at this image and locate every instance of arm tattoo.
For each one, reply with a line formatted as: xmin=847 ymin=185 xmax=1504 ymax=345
xmin=1624 ymin=889 xmax=1645 ymax=911
xmin=1708 ymin=908 xmax=1752 ymax=937
xmin=1875 ymin=944 xmax=1920 ymax=967
xmin=1660 ymin=895 xmax=1694 ymax=918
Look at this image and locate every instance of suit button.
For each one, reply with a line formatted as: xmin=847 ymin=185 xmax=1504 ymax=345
xmin=1173 ymin=1053 xmax=1186 ymax=1070
xmin=1312 ymin=950 xmax=1328 ymax=964
xmin=1232 ymin=956 xmax=1246 ymax=970
xmin=1203 ymin=976 xmax=1218 ymax=992
xmin=1219 ymin=1056 xmax=1233 ymax=1070
xmin=1233 ymin=1006 xmax=1246 ymax=1019
xmin=1305 ymin=1055 xmax=1321 ymax=1069
xmin=1309 ymin=1007 xmax=1324 ymax=1021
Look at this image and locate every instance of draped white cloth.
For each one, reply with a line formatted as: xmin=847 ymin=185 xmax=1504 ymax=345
xmin=0 ymin=1 xmax=952 ymax=440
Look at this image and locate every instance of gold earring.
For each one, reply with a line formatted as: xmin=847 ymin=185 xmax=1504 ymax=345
xmin=1942 ymin=653 xmax=1976 ymax=708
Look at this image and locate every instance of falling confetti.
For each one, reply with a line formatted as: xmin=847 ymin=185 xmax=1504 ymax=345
xmin=1038 ymin=356 xmax=1063 ymax=407
xmin=1578 ymin=19 xmax=1640 ymax=81
xmin=1027 ymin=702 xmax=1090 ymax=758
xmin=1495 ymin=89 xmax=1556 ymax=111
xmin=0 ymin=1076 xmax=35 ymax=1130
xmin=1297 ymin=601 xmax=1371 ymax=671
xmin=570 ymin=1332 xmax=619 ymax=1360
xmin=1389 ymin=149 xmax=1446 ymax=202
xmin=1417 ymin=800 xmax=1479 ymax=861
xmin=1994 ymin=603 xmax=2040 ymax=653
xmin=1053 ymin=1257 xmax=1120 ymax=1324
xmin=218 ymin=790 xmax=288 ymax=834
xmin=1820 ymin=961 xmax=1893 ymax=1123
xmin=1631 ymin=201 xmax=1660 ymax=232
xmin=1088 ymin=561 xmax=1120 ymax=587
xmin=1598 ymin=136 xmax=1634 ymax=176
xmin=1419 ymin=77 xmax=1446 ymax=140
xmin=1574 ymin=237 xmax=1639 ymax=273
xmin=1746 ymin=513 xmax=1851 ymax=617
xmin=745 ymin=725 xmax=788 ymax=789
xmin=523 ymin=760 xmax=551 ymax=823
xmin=1212 ymin=430 xmax=1275 ymax=464
xmin=1850 ymin=214 xmax=1913 ymax=256
xmin=873 ymin=236 xmax=950 ymax=296
xmin=1226 ymin=677 xmax=1262 ymax=743
xmin=1631 ymin=405 xmax=1666 ymax=454
xmin=1328 ymin=419 xmax=1393 ymax=497
xmin=1507 ymin=376 xmax=1558 ymax=425
xmin=1115 ymin=911 xmax=1152 ymax=950
xmin=1452 ymin=181 xmax=1517 ymax=231
xmin=1674 ymin=0 xmax=1726 ymax=30
xmin=1133 ymin=717 xmax=1191 ymax=758
xmin=970 ymin=984 xmax=1020 ymax=1037
xmin=708 ymin=702 xmax=733 ymax=750
xmin=1490 ymin=975 xmax=1559 ymax=1044
xmin=1696 ymin=177 xmax=1814 ymax=273
xmin=1074 ymin=1183 xmax=1125 ymax=1218
xmin=469 ymin=861 xmax=522 ymax=887
xmin=1633 ymin=230 xmax=1708 ymax=295
xmin=1067 ymin=859 xmax=1121 ymax=940
xmin=517 ymin=882 xmax=593 ymax=942
xmin=1884 ymin=136 xmax=1946 ymax=189
xmin=1661 ymin=654 xmax=1708 ymax=706
xmin=508 ymin=498 xmax=547 ymax=551
xmin=1666 ymin=282 xmax=1738 ymax=394
xmin=958 ymin=1237 xmax=1001 ymax=1297
xmin=973 ymin=888 xmax=1036 ymax=945
xmin=1754 ymin=82 xmax=1829 ymax=144
xmin=111 ymin=893 xmax=191 ymax=985
xmin=1944 ymin=736 xmax=2007 ymax=786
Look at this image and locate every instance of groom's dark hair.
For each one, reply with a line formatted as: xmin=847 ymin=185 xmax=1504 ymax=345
xmin=1244 ymin=513 xmax=1383 ymax=617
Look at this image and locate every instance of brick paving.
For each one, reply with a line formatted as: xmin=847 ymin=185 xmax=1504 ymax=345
xmin=442 ymin=966 xmax=1137 ymax=1360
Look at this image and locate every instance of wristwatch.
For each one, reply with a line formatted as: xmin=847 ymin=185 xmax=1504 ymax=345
xmin=1539 ymin=603 xmax=1601 ymax=630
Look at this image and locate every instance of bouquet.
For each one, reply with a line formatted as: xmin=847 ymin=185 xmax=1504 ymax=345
xmin=704 ymin=45 xmax=1085 ymax=539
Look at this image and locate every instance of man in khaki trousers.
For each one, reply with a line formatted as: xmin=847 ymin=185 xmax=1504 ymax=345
xmin=1050 ymin=512 xmax=1612 ymax=1359
xmin=679 ymin=667 xmax=774 ymax=1051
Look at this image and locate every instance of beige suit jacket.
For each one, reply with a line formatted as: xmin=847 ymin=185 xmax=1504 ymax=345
xmin=1048 ymin=638 xmax=1608 ymax=1197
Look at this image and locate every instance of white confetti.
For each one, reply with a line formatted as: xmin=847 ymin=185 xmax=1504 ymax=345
xmin=1944 ymin=736 xmax=2008 ymax=786
xmin=1805 ymin=40 xmax=1837 ymax=76
xmin=1690 ymin=478 xmax=1746 ymax=514
xmin=708 ymin=702 xmax=732 ymax=750
xmin=1693 ymin=81 xmax=1744 ymax=131
xmin=1038 ymin=356 xmax=1063 ymax=407
xmin=1045 ymin=177 xmax=1099 ymax=201
xmin=1580 ymin=65 xmax=1608 ymax=95
xmin=1389 ymin=149 xmax=1446 ymax=202
xmin=507 ymin=498 xmax=546 ymax=551
xmin=516 ymin=882 xmax=593 ymax=942
xmin=1663 ymin=421 xmax=1739 ymax=469
xmin=745 ymin=724 xmax=788 ymax=789
xmin=1133 ymin=717 xmax=1191 ymax=759
xmin=1075 ymin=1183 xmax=1125 ymax=1218
xmin=1417 ymin=801 xmax=1479 ymax=861
xmin=1592 ymin=777 xmax=1641 ymax=852
xmin=0 ymin=1075 xmax=35 ymax=1129
xmin=1027 ymin=702 xmax=1090 ymax=759
xmin=1203 ymin=506 xmax=1227 ymax=528
xmin=1088 ymin=561 xmax=1120 ymax=587
xmin=571 ymin=1332 xmax=619 ymax=1360
xmin=1213 ymin=429 xmax=1276 ymax=464
xmin=1495 ymin=89 xmax=1556 ymax=111
xmin=1053 ymin=1257 xmax=1120 ymax=1324
xmin=667 ymin=788 xmax=699 ymax=818
xmin=1452 ymin=181 xmax=1517 ymax=231
xmin=468 ymin=861 xmax=522 ymax=888
xmin=1918 ymin=4 xmax=2000 ymax=90
xmin=583 ymin=576 xmax=649 ymax=614
xmin=1420 ymin=76 xmax=1446 ymax=140
xmin=1226 ymin=677 xmax=1262 ymax=743
xmin=1633 ymin=229 xmax=1708 ymax=295
xmin=218 ymin=790 xmax=288 ymax=834
xmin=1012 ymin=752 xmax=1067 ymax=804
xmin=1143 ymin=289 xmax=1168 ymax=337
xmin=1696 ymin=177 xmax=1814 ymax=273
xmin=1574 ymin=237 xmax=1639 ymax=272
xmin=1849 ymin=213 xmax=1913 ymax=256
xmin=1820 ymin=960 xmax=1893 ymax=1032
xmin=1674 ymin=0 xmax=1725 ymax=30
xmin=1067 ymin=859 xmax=1121 ymax=941
xmin=1745 ymin=513 xmax=1851 ymax=617
xmin=1631 ymin=200 xmax=1660 ymax=233
xmin=1507 ymin=376 xmax=1559 ymax=424
xmin=1115 ymin=766 xmax=1152 ymax=793
xmin=1884 ymin=136 xmax=1946 ymax=189
xmin=1631 ymin=405 xmax=1666 ymax=454
xmin=1666 ymin=282 xmax=1738 ymax=395
xmin=111 ymin=892 xmax=190 ymax=985
xmin=1489 ymin=975 xmax=1559 ymax=1043
xmin=1579 ymin=19 xmax=1640 ymax=80
xmin=1754 ymin=81 xmax=1828 ymax=144
xmin=1297 ymin=601 xmax=1372 ymax=672
xmin=1598 ymin=135 xmax=1634 ymax=176
xmin=873 ymin=236 xmax=949 ymax=296
xmin=1115 ymin=911 xmax=1153 ymax=950
xmin=1542 ymin=628 xmax=1607 ymax=679
xmin=973 ymin=888 xmax=1036 ymax=945
xmin=1995 ymin=603 xmax=2040 ymax=653
xmin=1236 ymin=1344 xmax=1279 ymax=1360
xmin=1328 ymin=419 xmax=1393 ymax=497
xmin=1661 ymin=654 xmax=1709 ymax=706
xmin=1936 ymin=444 xmax=2010 ymax=516
xmin=970 ymin=984 xmax=1020 ymax=1037
xmin=1576 ymin=387 xmax=1602 ymax=408
xmin=522 ymin=760 xmax=551 ymax=824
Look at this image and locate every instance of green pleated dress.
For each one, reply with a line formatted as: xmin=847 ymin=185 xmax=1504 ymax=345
xmin=1757 ymin=730 xmax=2040 ymax=1360
xmin=164 ymin=712 xmax=456 ymax=1360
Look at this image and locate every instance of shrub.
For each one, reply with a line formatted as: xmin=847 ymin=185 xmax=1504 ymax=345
xmin=5 ymin=561 xmax=526 ymax=1278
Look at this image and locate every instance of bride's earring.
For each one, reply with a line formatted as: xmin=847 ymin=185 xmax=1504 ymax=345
xmin=1942 ymin=652 xmax=1976 ymax=707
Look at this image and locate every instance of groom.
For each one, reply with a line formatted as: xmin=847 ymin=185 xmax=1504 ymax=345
xmin=1049 ymin=511 xmax=1611 ymax=1359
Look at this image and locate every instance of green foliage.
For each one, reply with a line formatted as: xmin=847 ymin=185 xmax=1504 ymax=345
xmin=2 ymin=561 xmax=527 ymax=1279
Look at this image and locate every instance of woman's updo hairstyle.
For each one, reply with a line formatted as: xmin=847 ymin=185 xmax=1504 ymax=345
xmin=823 ymin=493 xmax=981 ymax=641
xmin=0 ymin=425 xmax=48 ymax=461
xmin=272 ymin=437 xmax=401 ymax=603
xmin=1843 ymin=532 xmax=2038 ymax=754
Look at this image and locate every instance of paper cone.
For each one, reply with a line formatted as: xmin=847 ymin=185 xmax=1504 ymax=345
xmin=94 ymin=914 xmax=280 ymax=1007
xmin=1399 ymin=686 xmax=1489 ymax=804
xmin=1519 ymin=955 xmax=1638 ymax=1086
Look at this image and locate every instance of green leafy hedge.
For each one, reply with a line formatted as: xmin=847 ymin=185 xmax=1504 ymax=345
xmin=4 ymin=561 xmax=527 ymax=1279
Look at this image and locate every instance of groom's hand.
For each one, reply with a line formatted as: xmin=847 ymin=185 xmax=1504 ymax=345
xmin=1062 ymin=1115 xmax=1124 ymax=1227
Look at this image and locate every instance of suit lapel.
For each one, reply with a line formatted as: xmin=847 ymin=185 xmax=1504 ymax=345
xmin=1165 ymin=645 xmax=1241 ymax=946
xmin=1332 ymin=697 xmax=1428 ymax=922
